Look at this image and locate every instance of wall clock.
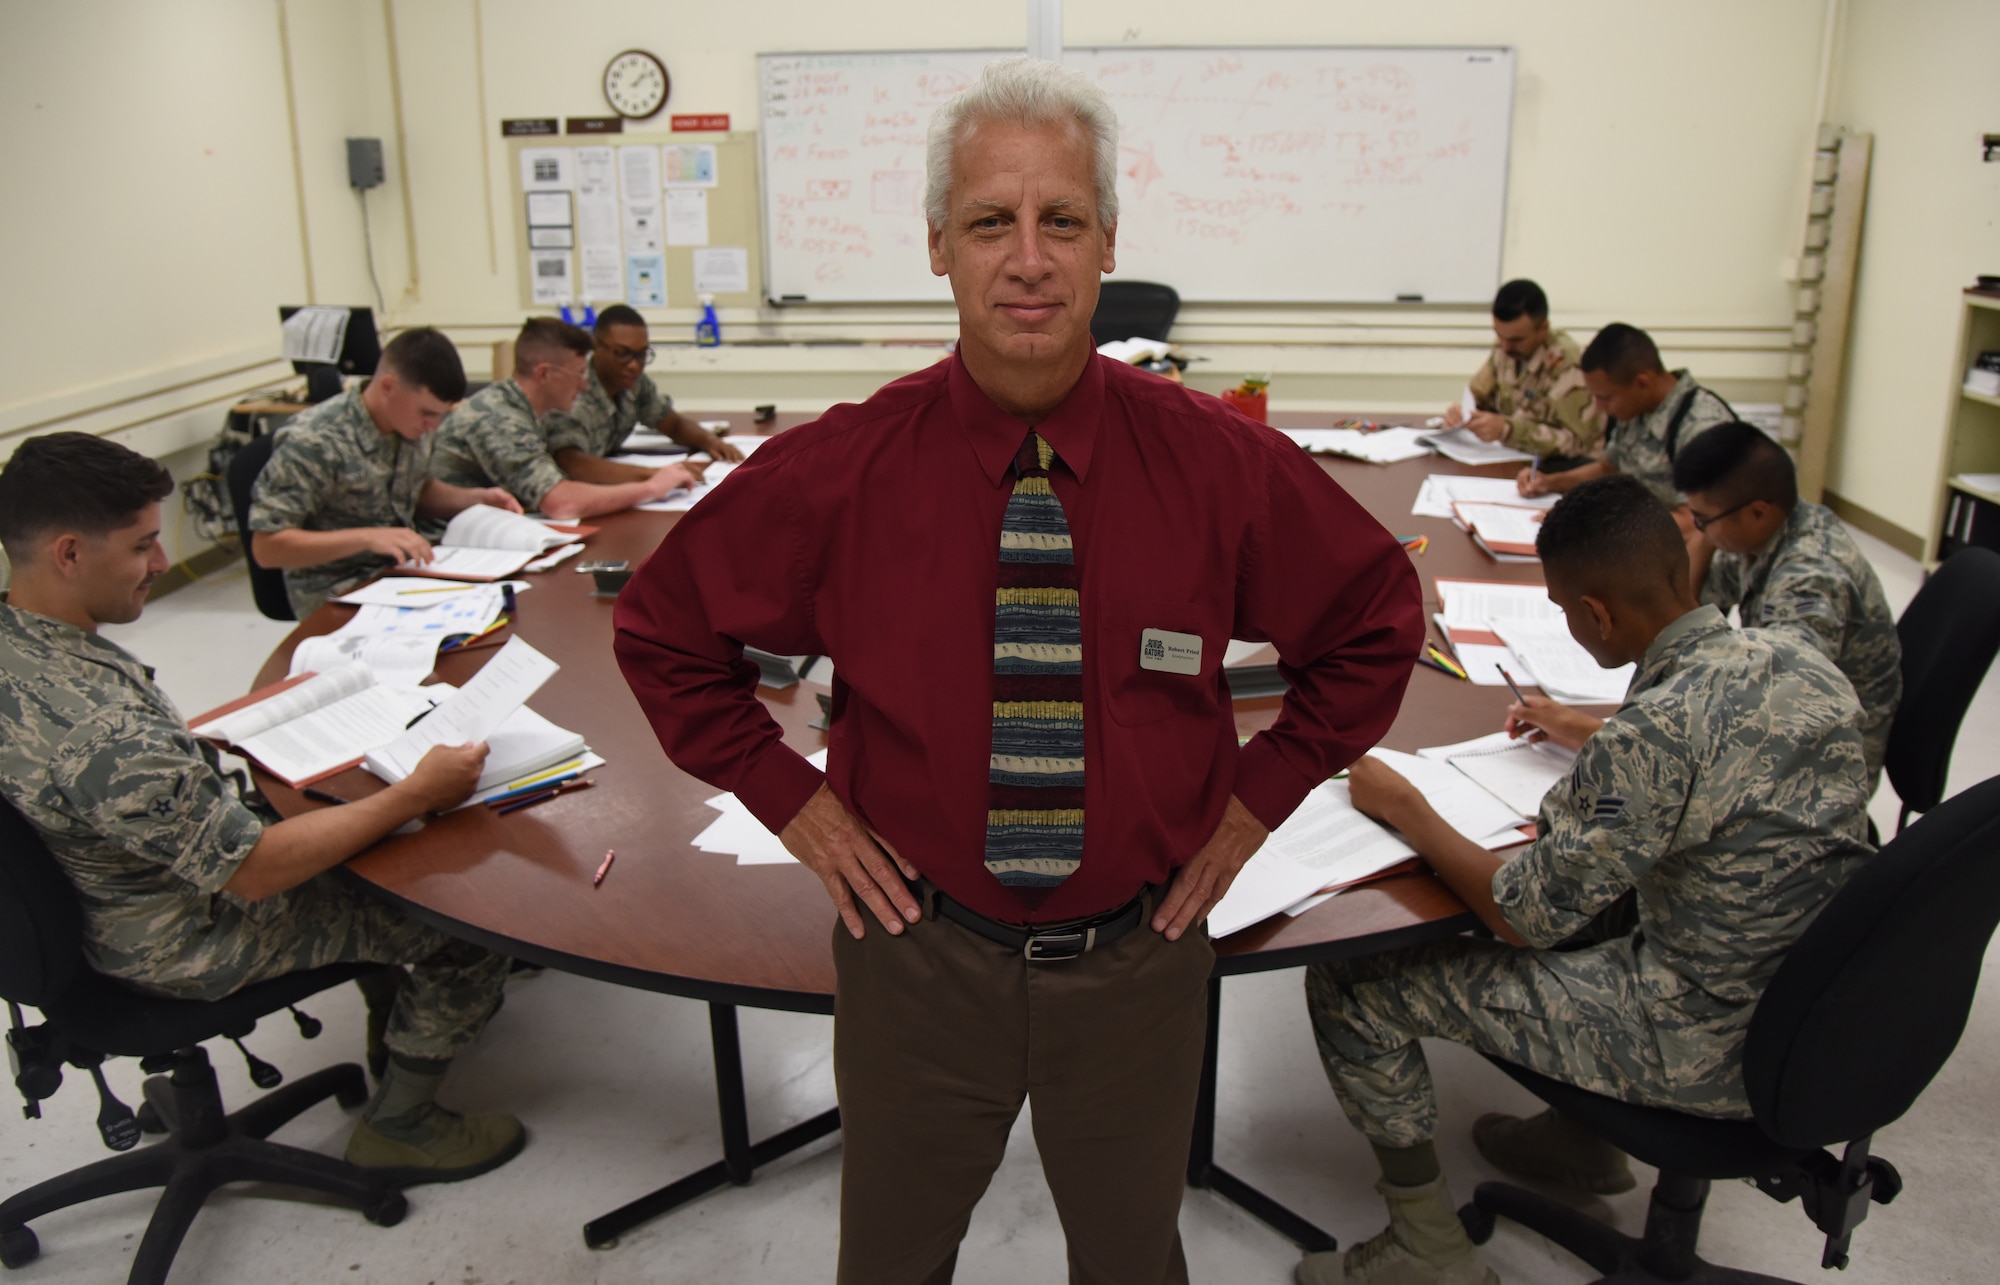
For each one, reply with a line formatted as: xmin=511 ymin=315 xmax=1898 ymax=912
xmin=604 ymin=49 xmax=669 ymax=120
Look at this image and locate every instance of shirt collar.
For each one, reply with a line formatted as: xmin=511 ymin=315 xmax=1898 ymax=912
xmin=495 ymin=378 xmax=538 ymax=419
xmin=1632 ymin=604 xmax=1729 ymax=690
xmin=947 ymin=351 xmax=1103 ymax=486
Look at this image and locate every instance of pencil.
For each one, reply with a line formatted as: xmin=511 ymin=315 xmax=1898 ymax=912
xmin=397 ymin=584 xmax=475 ymax=595
xmin=495 ymin=779 xmax=595 ymax=815
xmin=1425 ymin=644 xmax=1468 ymax=680
xmin=1496 ymin=665 xmax=1530 ymax=704
xmin=1416 ymin=653 xmax=1461 ymax=679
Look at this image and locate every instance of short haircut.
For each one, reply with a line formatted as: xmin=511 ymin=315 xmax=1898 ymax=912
xmin=1492 ymin=279 xmax=1549 ymax=324
xmin=1579 ymin=323 xmax=1666 ymax=384
xmin=513 ymin=317 xmax=593 ymax=375
xmin=378 ymin=327 xmax=467 ymax=403
xmin=1672 ymin=420 xmax=1798 ymax=511
xmin=0 ymin=432 xmax=175 ymax=559
xmin=594 ymin=304 xmax=646 ymax=335
xmin=925 ymin=57 xmax=1120 ymax=230
xmin=1536 ymin=475 xmax=1688 ymax=600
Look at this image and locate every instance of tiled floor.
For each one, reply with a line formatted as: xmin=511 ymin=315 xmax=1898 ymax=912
xmin=5 ymin=536 xmax=1998 ymax=1284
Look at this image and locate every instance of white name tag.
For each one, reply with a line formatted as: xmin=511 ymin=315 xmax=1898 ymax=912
xmin=1139 ymin=628 xmax=1203 ymax=675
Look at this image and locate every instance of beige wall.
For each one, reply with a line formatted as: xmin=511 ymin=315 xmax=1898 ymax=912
xmin=9 ymin=0 xmax=1969 ymax=562
xmin=1825 ymin=0 xmax=2000 ymax=541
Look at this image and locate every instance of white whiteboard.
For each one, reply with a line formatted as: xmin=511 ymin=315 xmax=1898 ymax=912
xmin=758 ymin=47 xmax=1514 ymax=305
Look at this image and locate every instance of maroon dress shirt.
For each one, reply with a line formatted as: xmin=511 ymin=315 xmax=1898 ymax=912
xmin=614 ymin=353 xmax=1423 ymax=924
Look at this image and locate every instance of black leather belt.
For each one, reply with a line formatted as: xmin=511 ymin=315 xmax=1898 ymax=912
xmin=931 ymin=887 xmax=1148 ymax=963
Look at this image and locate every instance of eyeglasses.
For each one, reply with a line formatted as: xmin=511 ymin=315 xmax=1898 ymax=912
xmin=1689 ymin=499 xmax=1754 ymax=532
xmin=599 ymin=342 xmax=655 ymax=367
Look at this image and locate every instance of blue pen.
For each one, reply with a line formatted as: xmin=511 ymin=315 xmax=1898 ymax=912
xmin=483 ymin=769 xmax=585 ymax=807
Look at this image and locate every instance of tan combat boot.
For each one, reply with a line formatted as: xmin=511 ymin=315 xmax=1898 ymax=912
xmin=1473 ymin=1107 xmax=1635 ymax=1195
xmin=1295 ymin=1176 xmax=1498 ymax=1285
xmin=344 ymin=1056 xmax=525 ymax=1186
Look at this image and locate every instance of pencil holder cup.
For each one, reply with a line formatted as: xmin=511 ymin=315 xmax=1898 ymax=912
xmin=1221 ymin=388 xmax=1268 ymax=423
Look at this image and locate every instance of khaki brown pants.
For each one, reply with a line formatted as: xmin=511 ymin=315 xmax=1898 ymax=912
xmin=831 ymin=888 xmax=1214 ymax=1285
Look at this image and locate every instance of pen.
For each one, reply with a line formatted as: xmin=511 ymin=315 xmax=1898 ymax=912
xmin=594 ymin=849 xmax=616 ymax=888
xmin=302 ymin=786 xmax=349 ymax=805
xmin=495 ymin=779 xmax=594 ymax=816
xmin=405 ymin=706 xmax=435 ymax=729
xmin=1496 ymin=665 xmax=1530 ymax=704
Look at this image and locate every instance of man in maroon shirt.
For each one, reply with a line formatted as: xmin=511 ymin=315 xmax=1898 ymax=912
xmin=615 ymin=57 xmax=1422 ymax=1283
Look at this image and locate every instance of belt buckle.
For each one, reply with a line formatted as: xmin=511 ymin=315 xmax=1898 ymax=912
xmin=1023 ymin=929 xmax=1088 ymax=962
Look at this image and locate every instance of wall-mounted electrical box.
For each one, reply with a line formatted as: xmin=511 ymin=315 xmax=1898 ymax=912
xmin=346 ymin=137 xmax=384 ymax=190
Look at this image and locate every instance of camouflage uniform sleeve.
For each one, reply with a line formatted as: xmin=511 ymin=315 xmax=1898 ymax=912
xmin=1503 ymin=373 xmax=1605 ymax=458
xmin=540 ymin=406 xmax=593 ymax=458
xmin=248 ymin=434 xmax=333 ymax=533
xmin=1699 ymin=552 xmax=1745 ymax=611
xmin=1745 ymin=559 xmax=1850 ymax=664
xmin=635 ymin=375 xmax=672 ymax=429
xmin=465 ymin=414 xmax=567 ymax=509
xmin=1467 ymin=354 xmax=1500 ymax=411
xmin=1491 ymin=714 xmax=1692 ymax=948
xmin=49 ymin=707 xmax=264 ymax=894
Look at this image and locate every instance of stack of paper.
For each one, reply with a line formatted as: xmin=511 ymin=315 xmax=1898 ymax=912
xmin=397 ymin=506 xmax=592 ymax=581
xmin=1412 ymin=474 xmax=1560 ymax=521
xmin=1207 ymin=779 xmax=1417 ymax=937
xmin=1418 ymin=731 xmax=1577 ymax=818
xmin=363 ymin=638 xmax=564 ymax=789
xmin=1487 ymin=618 xmax=1634 ymax=705
xmin=1280 ymin=426 xmax=1435 ymax=464
xmin=1433 ymin=579 xmax=1553 ymax=688
xmin=1364 ymin=749 xmax=1533 ymax=848
xmin=1421 ymin=428 xmax=1535 ymax=466
xmin=694 ymin=748 xmax=828 ymax=864
xmin=636 ymin=436 xmax=770 ymax=513
xmin=288 ymin=632 xmax=440 ymax=688
xmin=1452 ymin=501 xmax=1544 ymax=561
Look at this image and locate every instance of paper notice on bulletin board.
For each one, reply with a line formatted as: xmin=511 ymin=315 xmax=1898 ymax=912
xmin=619 ymin=145 xmax=661 ymax=201
xmin=692 ymin=247 xmax=750 ymax=294
xmin=622 ymin=198 xmax=663 ymax=255
xmin=581 ymin=246 xmax=623 ymax=301
xmin=625 ymin=254 xmax=667 ymax=306
xmin=519 ymin=147 xmax=573 ymax=191
xmin=530 ymin=250 xmax=574 ymax=304
xmin=664 ymin=143 xmax=718 ymax=187
xmin=666 ymin=188 xmax=709 ymax=246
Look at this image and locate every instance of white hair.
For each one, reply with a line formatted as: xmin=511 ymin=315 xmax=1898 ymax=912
xmin=923 ymin=57 xmax=1120 ymax=230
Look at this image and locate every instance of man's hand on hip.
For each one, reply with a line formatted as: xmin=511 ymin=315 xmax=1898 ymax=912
xmin=780 ymin=782 xmax=921 ymax=939
xmin=1151 ymin=794 xmax=1267 ymax=942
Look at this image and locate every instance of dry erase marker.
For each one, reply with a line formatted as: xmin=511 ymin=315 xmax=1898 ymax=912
xmin=1496 ymin=665 xmax=1529 ymax=705
xmin=594 ymin=849 xmax=616 ymax=888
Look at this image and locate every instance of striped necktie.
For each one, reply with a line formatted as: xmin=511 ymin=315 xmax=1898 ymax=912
xmin=984 ymin=431 xmax=1085 ymax=889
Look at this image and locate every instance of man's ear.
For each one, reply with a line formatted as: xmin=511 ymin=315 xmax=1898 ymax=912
xmin=927 ymin=220 xmax=949 ymax=278
xmin=1580 ymin=592 xmax=1615 ymax=643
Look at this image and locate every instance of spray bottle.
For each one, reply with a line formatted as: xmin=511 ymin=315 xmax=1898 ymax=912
xmin=696 ymin=293 xmax=721 ymax=347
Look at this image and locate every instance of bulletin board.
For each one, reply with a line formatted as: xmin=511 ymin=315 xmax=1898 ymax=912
xmin=506 ymin=131 xmax=764 ymax=313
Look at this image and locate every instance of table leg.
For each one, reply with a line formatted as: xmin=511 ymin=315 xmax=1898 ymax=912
xmin=582 ymin=1001 xmax=842 ymax=1250
xmin=1185 ymin=976 xmax=1340 ymax=1254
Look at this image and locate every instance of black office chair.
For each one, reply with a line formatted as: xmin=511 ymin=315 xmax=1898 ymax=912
xmin=1090 ymin=281 xmax=1181 ymax=346
xmin=1459 ymin=774 xmax=2000 ymax=1283
xmin=225 ymin=430 xmax=296 ymax=622
xmin=1884 ymin=546 xmax=2000 ymax=832
xmin=0 ymin=799 xmax=405 ymax=1284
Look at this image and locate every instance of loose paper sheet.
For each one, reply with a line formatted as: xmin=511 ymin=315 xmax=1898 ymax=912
xmin=665 ymin=188 xmax=709 ymax=246
xmin=1206 ymin=781 xmax=1418 ymax=938
xmin=691 ymin=247 xmax=750 ymax=294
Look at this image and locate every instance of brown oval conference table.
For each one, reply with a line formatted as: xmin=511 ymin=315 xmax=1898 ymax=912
xmin=248 ymin=409 xmax=1558 ymax=1255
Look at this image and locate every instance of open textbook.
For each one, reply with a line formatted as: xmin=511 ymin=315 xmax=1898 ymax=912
xmin=362 ymin=637 xmax=562 ymax=788
xmin=633 ymin=435 xmax=771 ymax=512
xmin=1279 ymin=426 xmax=1436 ymax=465
xmin=1451 ymin=501 xmax=1544 ymax=561
xmin=397 ymin=505 xmax=593 ymax=581
xmin=1412 ymin=474 xmax=1559 ymax=521
xmin=191 ymin=662 xmax=435 ymax=788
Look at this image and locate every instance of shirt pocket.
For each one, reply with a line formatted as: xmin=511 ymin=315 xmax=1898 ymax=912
xmin=1096 ymin=596 xmax=1222 ymax=729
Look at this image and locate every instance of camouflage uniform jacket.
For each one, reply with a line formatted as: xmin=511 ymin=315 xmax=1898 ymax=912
xmin=1603 ymin=370 xmax=1734 ymax=506
xmin=1703 ymin=502 xmax=1901 ymax=782
xmin=428 ymin=379 xmax=565 ymax=510
xmin=542 ymin=364 xmax=673 ymax=459
xmin=0 ymin=601 xmax=274 ymax=990
xmin=248 ymin=385 xmax=433 ymax=618
xmin=1491 ymin=606 xmax=1872 ymax=1095
xmin=1468 ymin=328 xmax=1604 ymax=458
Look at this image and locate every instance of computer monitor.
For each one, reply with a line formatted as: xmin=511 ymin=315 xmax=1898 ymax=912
xmin=278 ymin=306 xmax=381 ymax=401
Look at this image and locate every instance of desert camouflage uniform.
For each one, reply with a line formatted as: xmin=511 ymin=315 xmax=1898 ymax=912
xmin=1603 ymin=371 xmax=1735 ymax=507
xmin=542 ymin=364 xmax=674 ymax=459
xmin=1305 ymin=607 xmax=1871 ymax=1147
xmin=429 ymin=380 xmax=564 ymax=510
xmin=248 ymin=385 xmax=434 ymax=618
xmin=1705 ymin=501 xmax=1901 ymax=786
xmin=0 ymin=601 xmax=506 ymax=1062
xmin=1467 ymin=328 xmax=1604 ymax=460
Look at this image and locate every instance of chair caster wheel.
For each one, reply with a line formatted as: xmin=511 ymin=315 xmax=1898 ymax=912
xmin=0 ymin=1225 xmax=40 ymax=1269
xmin=136 ymin=1102 xmax=167 ymax=1134
xmin=362 ymin=1191 xmax=408 ymax=1228
xmin=1458 ymin=1201 xmax=1495 ymax=1245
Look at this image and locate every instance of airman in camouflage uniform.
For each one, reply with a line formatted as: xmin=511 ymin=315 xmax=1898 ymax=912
xmin=1467 ymin=329 xmax=1604 ymax=459
xmin=0 ymin=600 xmax=508 ymax=1063
xmin=428 ymin=379 xmax=565 ymax=511
xmin=1305 ymin=606 xmax=1872 ymax=1147
xmin=1703 ymin=502 xmax=1900 ymax=785
xmin=542 ymin=362 xmax=672 ymax=459
xmin=1603 ymin=371 xmax=1735 ymax=508
xmin=249 ymin=385 xmax=434 ymax=618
